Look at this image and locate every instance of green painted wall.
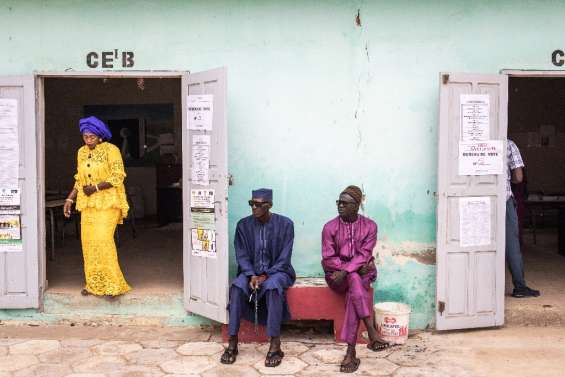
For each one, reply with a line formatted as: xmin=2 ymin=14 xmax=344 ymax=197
xmin=1 ymin=0 xmax=563 ymax=328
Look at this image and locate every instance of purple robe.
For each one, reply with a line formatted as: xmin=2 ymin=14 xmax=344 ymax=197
xmin=321 ymin=215 xmax=377 ymax=344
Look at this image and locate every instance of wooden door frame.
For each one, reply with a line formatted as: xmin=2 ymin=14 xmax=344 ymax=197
xmin=35 ymin=71 xmax=185 ymax=307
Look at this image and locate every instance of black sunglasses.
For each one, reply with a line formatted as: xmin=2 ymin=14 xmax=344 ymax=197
xmin=336 ymin=200 xmax=357 ymax=206
xmin=248 ymin=200 xmax=270 ymax=208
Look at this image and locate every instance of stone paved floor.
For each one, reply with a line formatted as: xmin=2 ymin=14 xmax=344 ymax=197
xmin=0 ymin=324 xmax=461 ymax=377
xmin=2 ymin=324 xmax=565 ymax=376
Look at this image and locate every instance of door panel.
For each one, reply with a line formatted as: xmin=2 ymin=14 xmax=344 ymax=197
xmin=436 ymin=73 xmax=507 ymax=330
xmin=0 ymin=76 xmax=39 ymax=308
xmin=182 ymin=68 xmax=229 ymax=323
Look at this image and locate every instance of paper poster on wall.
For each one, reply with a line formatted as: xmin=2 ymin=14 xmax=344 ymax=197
xmin=0 ymin=99 xmax=19 ymax=187
xmin=187 ymin=94 xmax=214 ymax=131
xmin=191 ymin=145 xmax=210 ymax=185
xmin=0 ymin=214 xmax=22 ymax=252
xmin=191 ymin=228 xmax=217 ymax=258
xmin=459 ymin=197 xmax=491 ymax=247
xmin=460 ymin=94 xmax=490 ymax=141
xmin=458 ymin=140 xmax=503 ymax=176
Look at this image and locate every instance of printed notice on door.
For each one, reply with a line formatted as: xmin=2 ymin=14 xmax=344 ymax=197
xmin=191 ymin=228 xmax=217 ymax=258
xmin=0 ymin=214 xmax=22 ymax=252
xmin=0 ymin=187 xmax=20 ymax=214
xmin=190 ymin=189 xmax=215 ymax=230
xmin=0 ymin=99 xmax=19 ymax=187
xmin=458 ymin=140 xmax=503 ymax=175
xmin=191 ymin=145 xmax=210 ymax=185
xmin=187 ymin=95 xmax=214 ymax=131
xmin=460 ymin=94 xmax=489 ymax=141
xmin=459 ymin=197 xmax=491 ymax=247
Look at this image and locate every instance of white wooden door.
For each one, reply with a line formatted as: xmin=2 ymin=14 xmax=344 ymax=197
xmin=182 ymin=67 xmax=229 ymax=323
xmin=436 ymin=73 xmax=508 ymax=330
xmin=0 ymin=76 xmax=40 ymax=308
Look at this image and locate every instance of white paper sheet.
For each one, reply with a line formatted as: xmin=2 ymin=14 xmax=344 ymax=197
xmin=192 ymin=134 xmax=211 ymax=146
xmin=190 ymin=189 xmax=215 ymax=209
xmin=191 ymin=228 xmax=217 ymax=258
xmin=187 ymin=95 xmax=214 ymax=131
xmin=460 ymin=94 xmax=490 ymax=141
xmin=458 ymin=140 xmax=504 ymax=176
xmin=191 ymin=145 xmax=210 ymax=186
xmin=0 ymin=187 xmax=21 ymax=214
xmin=0 ymin=99 xmax=19 ymax=187
xmin=459 ymin=197 xmax=491 ymax=247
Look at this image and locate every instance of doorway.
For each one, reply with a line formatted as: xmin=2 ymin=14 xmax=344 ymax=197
xmin=506 ymin=74 xmax=565 ymax=325
xmin=42 ymin=76 xmax=184 ymax=297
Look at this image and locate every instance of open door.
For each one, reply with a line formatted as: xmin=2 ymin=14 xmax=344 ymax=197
xmin=182 ymin=67 xmax=229 ymax=323
xmin=436 ymin=73 xmax=508 ymax=330
xmin=0 ymin=76 xmax=40 ymax=308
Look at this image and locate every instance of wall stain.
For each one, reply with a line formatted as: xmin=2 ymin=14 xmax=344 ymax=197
xmin=355 ymin=9 xmax=361 ymax=27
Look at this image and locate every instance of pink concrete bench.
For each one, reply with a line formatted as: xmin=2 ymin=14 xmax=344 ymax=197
xmin=221 ymin=277 xmax=373 ymax=344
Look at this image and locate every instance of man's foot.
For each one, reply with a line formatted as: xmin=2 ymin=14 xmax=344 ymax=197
xmin=265 ymin=350 xmax=284 ymax=367
xmin=512 ymin=286 xmax=541 ymax=298
xmin=340 ymin=350 xmax=360 ymax=373
xmin=220 ymin=347 xmax=238 ymax=364
xmin=367 ymin=338 xmax=390 ymax=352
xmin=265 ymin=336 xmax=283 ymax=367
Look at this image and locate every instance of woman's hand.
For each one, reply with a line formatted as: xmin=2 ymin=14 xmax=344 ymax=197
xmin=83 ymin=185 xmax=97 ymax=196
xmin=63 ymin=201 xmax=73 ymax=218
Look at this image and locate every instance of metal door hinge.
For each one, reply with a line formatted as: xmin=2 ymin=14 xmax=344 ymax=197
xmin=442 ymin=74 xmax=449 ymax=85
xmin=228 ymin=174 xmax=234 ymax=186
xmin=438 ymin=301 xmax=445 ymax=315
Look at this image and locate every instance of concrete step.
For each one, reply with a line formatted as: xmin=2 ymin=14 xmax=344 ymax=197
xmin=38 ymin=292 xmax=212 ymax=327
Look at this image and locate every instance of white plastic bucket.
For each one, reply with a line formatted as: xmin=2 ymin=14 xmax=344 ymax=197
xmin=373 ymin=302 xmax=411 ymax=344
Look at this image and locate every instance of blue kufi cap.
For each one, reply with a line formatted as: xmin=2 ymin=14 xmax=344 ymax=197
xmin=252 ymin=188 xmax=273 ymax=202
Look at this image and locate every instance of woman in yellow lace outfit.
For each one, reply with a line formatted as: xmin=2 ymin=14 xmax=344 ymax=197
xmin=63 ymin=116 xmax=131 ymax=298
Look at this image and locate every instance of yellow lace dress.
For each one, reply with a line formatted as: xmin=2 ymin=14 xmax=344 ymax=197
xmin=74 ymin=142 xmax=131 ymax=296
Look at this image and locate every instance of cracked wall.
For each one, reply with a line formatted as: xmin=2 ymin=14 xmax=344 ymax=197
xmin=1 ymin=0 xmax=564 ymax=328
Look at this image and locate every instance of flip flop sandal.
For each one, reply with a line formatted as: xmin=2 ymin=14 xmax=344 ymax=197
xmin=367 ymin=339 xmax=390 ymax=352
xmin=340 ymin=357 xmax=360 ymax=373
xmin=220 ymin=348 xmax=238 ymax=364
xmin=265 ymin=350 xmax=284 ymax=367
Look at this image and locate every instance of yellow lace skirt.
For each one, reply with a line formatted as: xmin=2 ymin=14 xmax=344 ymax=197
xmin=81 ymin=207 xmax=131 ymax=296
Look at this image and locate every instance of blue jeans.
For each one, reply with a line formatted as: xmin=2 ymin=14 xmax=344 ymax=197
xmin=506 ymin=198 xmax=526 ymax=289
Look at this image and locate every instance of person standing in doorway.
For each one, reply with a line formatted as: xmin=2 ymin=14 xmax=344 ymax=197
xmin=221 ymin=188 xmax=295 ymax=368
xmin=63 ymin=116 xmax=131 ymax=299
xmin=321 ymin=185 xmax=389 ymax=374
xmin=506 ymin=140 xmax=540 ymax=298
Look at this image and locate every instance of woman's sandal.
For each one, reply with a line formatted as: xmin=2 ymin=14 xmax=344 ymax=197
xmin=220 ymin=347 xmax=238 ymax=364
xmin=265 ymin=350 xmax=284 ymax=367
xmin=340 ymin=357 xmax=360 ymax=373
xmin=80 ymin=289 xmax=90 ymax=296
xmin=367 ymin=339 xmax=390 ymax=352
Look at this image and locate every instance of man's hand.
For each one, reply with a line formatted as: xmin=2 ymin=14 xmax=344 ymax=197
xmin=83 ymin=185 xmax=97 ymax=196
xmin=358 ymin=261 xmax=375 ymax=276
xmin=330 ymin=270 xmax=347 ymax=285
xmin=249 ymin=274 xmax=268 ymax=290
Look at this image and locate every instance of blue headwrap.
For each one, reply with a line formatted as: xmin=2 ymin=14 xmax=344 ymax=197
xmin=252 ymin=188 xmax=273 ymax=202
xmin=79 ymin=116 xmax=112 ymax=141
